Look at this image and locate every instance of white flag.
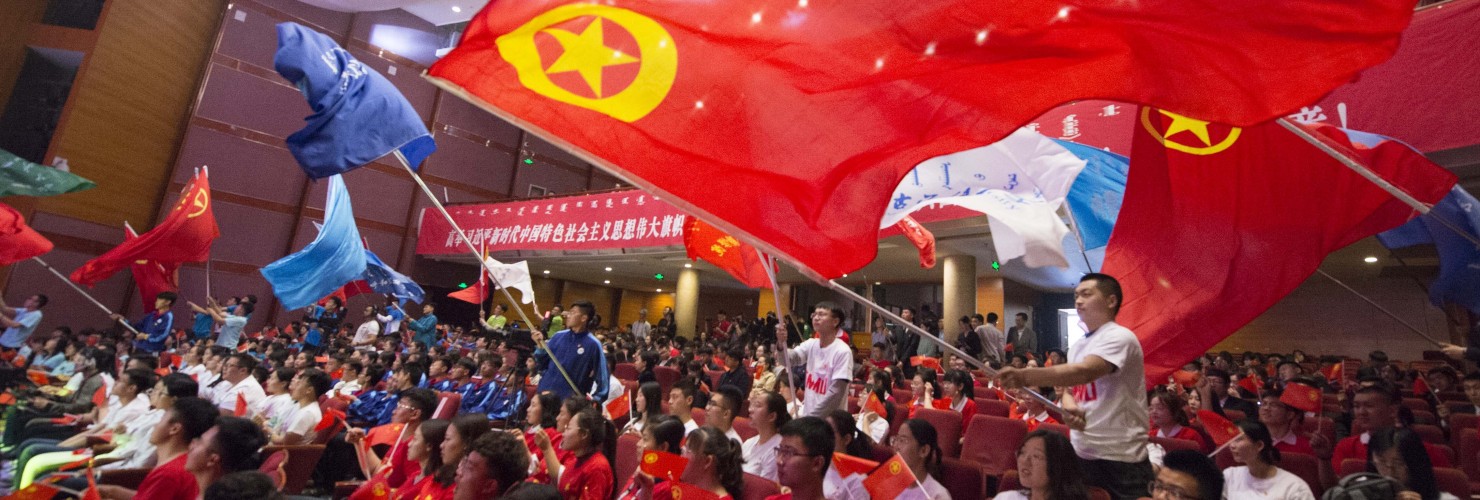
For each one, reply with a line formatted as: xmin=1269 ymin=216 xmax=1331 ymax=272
xmin=880 ymin=129 xmax=1086 ymax=268
xmin=482 ymin=257 xmax=536 ymax=304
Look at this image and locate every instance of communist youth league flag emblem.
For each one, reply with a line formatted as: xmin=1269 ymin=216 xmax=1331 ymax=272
xmin=174 ymin=182 xmax=210 ymax=219
xmin=498 ymin=4 xmax=676 ymax=122
xmin=1141 ymin=108 xmax=1242 ymax=155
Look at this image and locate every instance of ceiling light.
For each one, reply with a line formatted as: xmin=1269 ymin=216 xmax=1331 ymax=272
xmin=874 ymin=281 xmax=881 ymax=285
xmin=655 ymin=288 xmax=663 ymax=292
xmin=1363 ymin=256 xmax=1378 ymax=263
xmin=542 ymin=270 xmax=550 ymax=274
xmin=603 ymin=280 xmax=611 ymax=284
xmin=604 ymin=267 xmax=612 ymax=272
xmin=842 ymin=273 xmax=848 ymax=278
xmin=684 ymin=263 xmax=692 ymax=268
xmin=450 ymin=5 xmax=461 ymax=12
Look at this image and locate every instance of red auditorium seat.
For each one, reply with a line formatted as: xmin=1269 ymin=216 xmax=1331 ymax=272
xmin=653 ymin=366 xmax=680 ymax=394
xmin=740 ymin=473 xmax=780 ymax=500
xmin=1223 ymin=409 xmax=1246 ymax=422
xmin=961 ymin=415 xmax=1027 ymax=476
xmin=1281 ymin=452 xmax=1324 ymax=497
xmin=977 ymin=398 xmax=1011 ymax=418
xmin=733 ymin=416 xmax=757 ymax=442
xmin=1338 ymin=459 xmax=1365 ymax=477
xmin=616 ymin=433 xmax=640 ymax=485
xmin=914 ymin=408 xmax=963 ymax=458
xmin=615 ymin=363 xmax=637 ymax=381
xmin=691 ymin=407 xmax=707 ymax=426
xmin=1402 ymin=397 xmax=1432 ymax=413
xmin=939 ymin=457 xmax=985 ymax=500
xmin=434 ymin=392 xmax=460 ymax=419
xmin=1457 ymin=428 xmax=1480 ymax=486
xmin=1413 ymin=423 xmax=1447 ymax=445
xmin=1150 ymin=436 xmax=1200 ymax=454
xmin=1434 ymin=466 xmax=1471 ymax=499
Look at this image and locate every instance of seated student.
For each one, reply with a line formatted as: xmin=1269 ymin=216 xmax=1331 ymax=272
xmin=520 ymin=392 xmax=572 ymax=486
xmin=394 ymin=419 xmax=453 ymax=500
xmin=618 ymin=417 xmax=684 ymax=500
xmin=94 ymin=373 xmax=199 ymax=470
xmin=635 ymin=426 xmax=744 ymax=500
xmin=252 ymin=368 xmax=297 ymax=430
xmin=345 ymin=388 xmax=438 ymax=498
xmin=1323 ymin=381 xmax=1451 ymax=473
xmin=328 ymin=360 xmax=364 ymax=400
xmin=941 ymin=369 xmax=978 ymax=434
xmin=454 ymin=431 xmax=560 ymax=500
xmin=634 ymin=350 xmax=659 ymax=386
xmin=1200 ymin=368 xmax=1258 ymax=418
xmin=185 ymin=417 xmax=271 ymax=495
xmin=1148 ymin=388 xmax=1213 ymax=452
xmin=668 ymin=378 xmax=701 ymax=435
xmin=856 ymin=371 xmax=894 ymax=444
xmin=94 ymin=397 xmax=222 ymax=500
xmin=1152 ymin=450 xmax=1224 ymax=500
xmin=533 ymin=406 xmax=617 ymax=500
xmin=1436 ymin=372 xmax=1480 ymax=425
xmin=770 ymin=416 xmax=834 ymax=500
xmin=1224 ymin=421 xmax=1315 ymax=500
xmin=908 ymin=369 xmax=942 ymax=418
xmin=265 ymin=367 xmax=330 ymax=446
xmin=347 ymin=365 xmax=418 ymax=427
xmin=623 ymin=382 xmax=664 ymax=435
xmin=894 ymin=419 xmax=951 ymax=500
xmin=743 ymin=390 xmax=790 ymax=482
xmin=203 ymin=471 xmax=283 ymax=500
xmin=440 ymin=413 xmax=493 ymax=486
xmin=1259 ymin=387 xmax=1316 ymax=456
xmin=9 ymin=368 xmax=155 ymax=490
xmin=705 ymin=385 xmax=746 ymax=444
xmin=1 ymin=347 xmax=113 ymax=449
xmin=994 ymin=430 xmax=1089 ymax=500
xmin=823 ymin=410 xmax=874 ymax=499
xmin=1368 ymin=427 xmax=1460 ymax=500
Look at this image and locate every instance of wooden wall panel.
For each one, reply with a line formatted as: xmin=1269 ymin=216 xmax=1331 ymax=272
xmin=0 ymin=1 xmax=49 ymax=111
xmin=37 ymin=0 xmax=227 ymax=227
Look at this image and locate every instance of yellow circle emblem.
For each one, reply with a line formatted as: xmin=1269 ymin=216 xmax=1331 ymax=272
xmin=174 ymin=187 xmax=210 ymax=219
xmin=643 ymin=452 xmax=658 ymax=464
xmin=888 ymin=460 xmax=902 ymax=475
xmin=498 ymin=4 xmax=676 ymax=123
xmin=1140 ymin=107 xmax=1241 ymax=155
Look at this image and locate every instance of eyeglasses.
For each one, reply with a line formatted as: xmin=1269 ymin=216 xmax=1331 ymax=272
xmin=775 ymin=446 xmax=823 ymax=461
xmin=1148 ymin=480 xmax=1200 ymax=500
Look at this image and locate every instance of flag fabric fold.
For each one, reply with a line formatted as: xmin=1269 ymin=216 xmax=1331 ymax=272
xmin=0 ymin=148 xmax=96 ymax=197
xmin=893 ymin=215 xmax=936 ymax=269
xmin=683 ymin=217 xmax=771 ymax=288
xmin=122 ymin=223 xmax=180 ymax=311
xmin=0 ymin=202 xmax=52 ymax=266
xmin=260 ymin=175 xmax=368 ymax=310
xmin=1378 ymin=186 xmax=1480 ymax=314
xmin=273 ymin=22 xmax=435 ymax=178
xmin=1057 ymin=140 xmax=1131 ymax=251
xmin=362 ymin=248 xmax=424 ymax=304
xmin=1105 ymin=111 xmax=1456 ymax=384
xmin=881 ymin=129 xmax=1087 ymax=268
xmin=1198 ymin=409 xmax=1239 ymax=446
xmin=71 ymin=171 xmax=218 ymax=285
xmin=483 ymin=258 xmax=536 ymax=305
xmin=832 ymin=452 xmax=879 ymax=478
xmin=605 ymin=392 xmax=630 ymax=420
xmin=428 ymin=0 xmax=1415 ymax=278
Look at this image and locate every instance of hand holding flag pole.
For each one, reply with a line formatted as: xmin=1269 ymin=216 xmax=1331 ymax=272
xmin=30 ymin=257 xmax=142 ymax=337
xmin=391 ymin=150 xmax=579 ymax=394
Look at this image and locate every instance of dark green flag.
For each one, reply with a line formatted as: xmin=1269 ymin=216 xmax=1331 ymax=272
xmin=0 ymin=148 xmax=96 ymax=197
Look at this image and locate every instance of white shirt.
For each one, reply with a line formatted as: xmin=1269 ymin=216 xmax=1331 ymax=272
xmin=254 ymin=393 xmax=294 ymax=429
xmin=742 ymin=433 xmax=781 ymax=481
xmin=682 ymin=418 xmax=700 ymax=435
xmin=328 ymin=379 xmax=362 ymax=400
xmin=789 ymin=337 xmax=853 ymax=417
xmin=101 ymin=408 xmax=165 ymax=470
xmin=376 ymin=312 xmax=402 ymax=337
xmin=858 ymin=412 xmax=889 ymax=443
xmin=96 ymin=395 xmax=151 ymax=431
xmin=1067 ymin=321 xmax=1148 ymax=462
xmin=903 ymin=475 xmax=952 ymax=500
xmin=277 ymin=401 xmax=323 ymax=444
xmin=631 ymin=320 xmax=651 ymax=341
xmin=213 ymin=375 xmax=266 ymax=414
xmin=1222 ymin=466 xmax=1315 ymax=500
xmin=197 ymin=371 xmax=222 ymax=399
xmin=994 ymin=490 xmax=1031 ymax=500
xmin=217 ymin=315 xmax=247 ymax=350
xmin=724 ymin=427 xmax=742 ymax=445
xmin=823 ymin=464 xmax=869 ymax=500
xmin=353 ymin=319 xmax=379 ymax=346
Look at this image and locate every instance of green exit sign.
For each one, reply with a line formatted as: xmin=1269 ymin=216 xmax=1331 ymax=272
xmin=654 ymin=273 xmax=665 ymax=280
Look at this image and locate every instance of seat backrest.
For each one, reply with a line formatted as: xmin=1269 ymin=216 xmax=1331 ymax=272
xmin=705 ymin=369 xmax=724 ymax=388
xmin=264 ymin=444 xmax=326 ymax=495
xmin=615 ymin=363 xmax=638 ymax=381
xmin=1224 ymin=409 xmax=1246 ymax=422
xmin=615 ymin=433 xmax=640 ymax=485
xmin=1302 ymin=416 xmax=1336 ymax=446
xmin=434 ymin=392 xmax=461 ymax=419
xmin=1458 ymin=428 xmax=1480 ymax=480
xmin=691 ymin=407 xmax=707 ymax=426
xmin=733 ymin=417 xmax=758 ymax=442
xmin=892 ymin=388 xmax=914 ymax=405
xmin=1413 ymin=423 xmax=1446 ymax=444
xmin=978 ymin=398 xmax=1011 ymax=418
xmin=1281 ymin=452 xmax=1324 ymax=497
xmin=1339 ymin=459 xmax=1366 ymax=477
xmin=1039 ymin=423 xmax=1070 ymax=437
xmin=1214 ymin=446 xmax=1235 ymax=470
xmin=653 ymin=366 xmax=681 ymax=394
xmin=1412 ymin=409 xmax=1438 ymax=425
xmin=258 ymin=450 xmax=289 ymax=474
xmin=939 ymin=457 xmax=985 ymax=500
xmin=1434 ymin=466 xmax=1471 ymax=499
xmin=739 ymin=473 xmax=780 ymax=500
xmin=1402 ymin=397 xmax=1431 ymax=412
xmin=960 ymin=415 xmax=1026 ymax=475
xmin=914 ymin=408 xmax=963 ymax=458
xmin=999 ymin=469 xmax=1022 ymax=491
xmin=1149 ymin=436 xmax=1201 ymax=454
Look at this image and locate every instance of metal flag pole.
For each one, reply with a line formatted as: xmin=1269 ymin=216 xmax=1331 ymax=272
xmin=30 ymin=257 xmax=143 ymax=337
xmin=392 ymin=151 xmax=580 ymax=394
xmin=1277 ymin=118 xmax=1480 ymax=249
xmin=1316 ymin=269 xmax=1445 ymax=347
xmin=1060 ymin=204 xmax=1098 ymax=272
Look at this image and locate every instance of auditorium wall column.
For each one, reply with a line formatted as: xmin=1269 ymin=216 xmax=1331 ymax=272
xmin=675 ymin=268 xmax=699 ymax=338
xmin=942 ymin=255 xmax=976 ymax=358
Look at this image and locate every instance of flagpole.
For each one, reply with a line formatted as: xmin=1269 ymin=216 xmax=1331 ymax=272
xmin=392 ymin=151 xmax=580 ymax=394
xmin=30 ymin=257 xmax=143 ymax=337
xmin=1315 ymin=269 xmax=1445 ymax=347
xmin=1276 ymin=118 xmax=1480 ymax=248
xmin=1060 ymin=204 xmax=1097 ymax=272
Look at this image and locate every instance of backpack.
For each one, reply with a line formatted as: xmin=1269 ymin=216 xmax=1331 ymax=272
xmin=1321 ymin=472 xmax=1401 ymax=500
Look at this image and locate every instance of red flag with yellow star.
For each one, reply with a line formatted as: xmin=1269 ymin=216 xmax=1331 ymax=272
xmin=122 ymin=223 xmax=180 ymax=312
xmin=72 ymin=170 xmax=218 ymax=285
xmin=682 ymin=216 xmax=771 ymax=288
xmin=427 ymin=0 xmax=1415 ymax=279
xmin=1105 ymin=110 xmax=1455 ymax=384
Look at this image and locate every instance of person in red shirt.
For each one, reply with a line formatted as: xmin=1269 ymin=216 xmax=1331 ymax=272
xmin=1257 ymin=390 xmax=1315 ymax=456
xmin=1321 ymin=381 xmax=1451 ymax=476
xmin=941 ymin=369 xmax=979 ymax=434
xmin=1148 ymin=388 xmax=1212 ymax=453
xmin=535 ymin=405 xmax=616 ymax=500
xmin=96 ymin=397 xmax=220 ymax=500
xmin=394 ymin=419 xmax=454 ymax=500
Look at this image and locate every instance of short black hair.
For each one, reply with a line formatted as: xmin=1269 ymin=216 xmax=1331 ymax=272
xmin=469 ymin=431 xmax=530 ymax=495
xmin=172 ymin=397 xmax=220 ymax=442
xmin=1162 ymin=449 xmax=1223 ymax=500
xmin=400 ymin=388 xmax=438 ymax=417
xmin=204 ymin=471 xmax=283 ymax=500
xmin=298 ymin=368 xmax=332 ymax=398
xmin=122 ymin=368 xmax=157 ymax=394
xmin=779 ymin=416 xmax=834 ymax=474
xmin=211 ymin=416 xmax=268 ymax=473
xmin=986 ymin=312 xmax=998 ymax=324
xmin=236 ymin=302 xmax=255 ymax=316
xmin=1079 ymin=273 xmax=1124 ymax=315
xmin=160 ymin=373 xmax=199 ymax=398
xmin=1355 ymin=380 xmax=1400 ymax=405
xmin=32 ymin=294 xmax=48 ymax=308
xmin=713 ymin=385 xmax=745 ymax=419
xmin=156 ymin=291 xmax=178 ymax=304
xmin=814 ymin=301 xmax=846 ymax=325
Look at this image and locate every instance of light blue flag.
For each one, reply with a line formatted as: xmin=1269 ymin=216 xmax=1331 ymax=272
xmin=261 ymin=175 xmax=368 ymax=309
xmin=1056 ymin=140 xmax=1129 ymax=250
xmin=363 ymin=248 xmax=424 ymax=304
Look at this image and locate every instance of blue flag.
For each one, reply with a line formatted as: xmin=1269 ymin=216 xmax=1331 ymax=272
xmin=261 ymin=175 xmax=368 ymax=309
xmin=1056 ymin=140 xmax=1129 ymax=250
xmin=1378 ymin=186 xmax=1480 ymax=314
xmin=273 ymin=22 xmax=435 ymax=178
xmin=363 ymin=248 xmax=424 ymax=304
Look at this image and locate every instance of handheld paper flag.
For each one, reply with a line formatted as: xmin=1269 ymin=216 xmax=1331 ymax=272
xmin=1280 ymin=383 xmax=1322 ymax=413
xmin=1197 ymin=410 xmax=1239 ymax=446
xmin=640 ymin=450 xmax=688 ymax=480
xmin=832 ymin=452 xmax=880 ymax=478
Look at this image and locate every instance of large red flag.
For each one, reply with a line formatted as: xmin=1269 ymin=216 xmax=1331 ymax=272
xmin=1105 ymin=110 xmax=1455 ymax=384
xmin=71 ymin=171 xmax=218 ymax=285
xmin=427 ymin=0 xmax=1415 ymax=278
xmin=122 ymin=223 xmax=179 ymax=311
xmin=683 ymin=216 xmax=771 ymax=288
xmin=0 ymin=202 xmax=52 ymax=266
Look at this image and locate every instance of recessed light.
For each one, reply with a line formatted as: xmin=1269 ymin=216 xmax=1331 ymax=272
xmin=842 ymin=273 xmax=848 ymax=278
xmin=1363 ymin=256 xmax=1378 ymax=263
xmin=605 ymin=267 xmax=613 ymax=272
xmin=684 ymin=263 xmax=692 ymax=268
xmin=655 ymin=288 xmax=663 ymax=292
xmin=874 ymin=281 xmax=881 ymax=285
xmin=603 ymin=280 xmax=611 ymax=284
xmin=450 ymin=5 xmax=461 ymax=12
xmin=542 ymin=270 xmax=550 ymax=274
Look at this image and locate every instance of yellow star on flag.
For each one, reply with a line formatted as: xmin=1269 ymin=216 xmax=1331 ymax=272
xmin=1158 ymin=109 xmax=1214 ymax=146
xmin=544 ymin=18 xmax=639 ymax=98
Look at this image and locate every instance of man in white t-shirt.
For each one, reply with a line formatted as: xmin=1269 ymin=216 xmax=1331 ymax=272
xmin=776 ymin=302 xmax=853 ymax=417
xmin=0 ymin=294 xmax=46 ymax=350
xmin=212 ymin=353 xmax=266 ymax=416
xmin=187 ymin=299 xmax=251 ymax=350
xmin=998 ymin=273 xmax=1151 ymax=500
xmin=352 ymin=306 xmax=379 ymax=349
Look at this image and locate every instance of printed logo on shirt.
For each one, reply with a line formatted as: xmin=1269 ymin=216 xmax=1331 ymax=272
xmin=805 ymin=370 xmax=830 ymax=395
xmin=1072 ymin=381 xmax=1099 ymax=403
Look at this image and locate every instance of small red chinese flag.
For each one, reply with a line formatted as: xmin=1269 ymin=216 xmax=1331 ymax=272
xmin=91 ymin=385 xmax=107 ymax=407
xmin=862 ymin=454 xmax=916 ymax=499
xmin=80 ymin=462 xmax=100 ymax=500
xmin=682 ymin=216 xmax=772 ymax=288
xmin=315 ymin=408 xmax=346 ymax=433
xmin=640 ymin=450 xmax=688 ymax=480
xmin=1323 ymin=363 xmax=1343 ymax=383
xmin=1236 ymin=376 xmax=1262 ymax=396
xmin=832 ymin=452 xmax=880 ymax=478
xmin=1414 ymin=376 xmax=1433 ymax=396
xmin=367 ymin=423 xmax=406 ymax=449
xmin=26 ymin=371 xmax=49 ymax=386
xmin=1197 ymin=410 xmax=1240 ymax=446
xmin=0 ymin=202 xmax=53 ymax=267
xmin=234 ymin=392 xmax=248 ymax=417
xmin=1280 ymin=383 xmax=1322 ymax=413
xmin=350 ymin=468 xmax=394 ymax=500
xmin=606 ymin=392 xmax=631 ymax=420
xmin=865 ymin=393 xmax=887 ymax=417
xmin=49 ymin=414 xmax=77 ymax=425
xmin=910 ymin=356 xmax=942 ymax=372
xmin=3 ymin=483 xmax=61 ymax=500
xmin=931 ymin=397 xmax=953 ymax=410
xmin=1171 ymin=370 xmax=1201 ymax=389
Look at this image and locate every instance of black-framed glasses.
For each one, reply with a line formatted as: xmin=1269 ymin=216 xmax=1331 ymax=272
xmin=1148 ymin=480 xmax=1200 ymax=500
xmin=775 ymin=446 xmax=823 ymax=461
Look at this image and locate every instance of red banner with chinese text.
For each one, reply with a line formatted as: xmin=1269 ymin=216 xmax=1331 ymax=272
xmin=416 ymin=190 xmax=686 ymax=254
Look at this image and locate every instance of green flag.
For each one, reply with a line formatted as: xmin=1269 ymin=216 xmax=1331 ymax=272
xmin=0 ymin=148 xmax=96 ymax=197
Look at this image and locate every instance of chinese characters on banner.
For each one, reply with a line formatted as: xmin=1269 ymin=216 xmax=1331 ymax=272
xmin=416 ymin=190 xmax=688 ymax=255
